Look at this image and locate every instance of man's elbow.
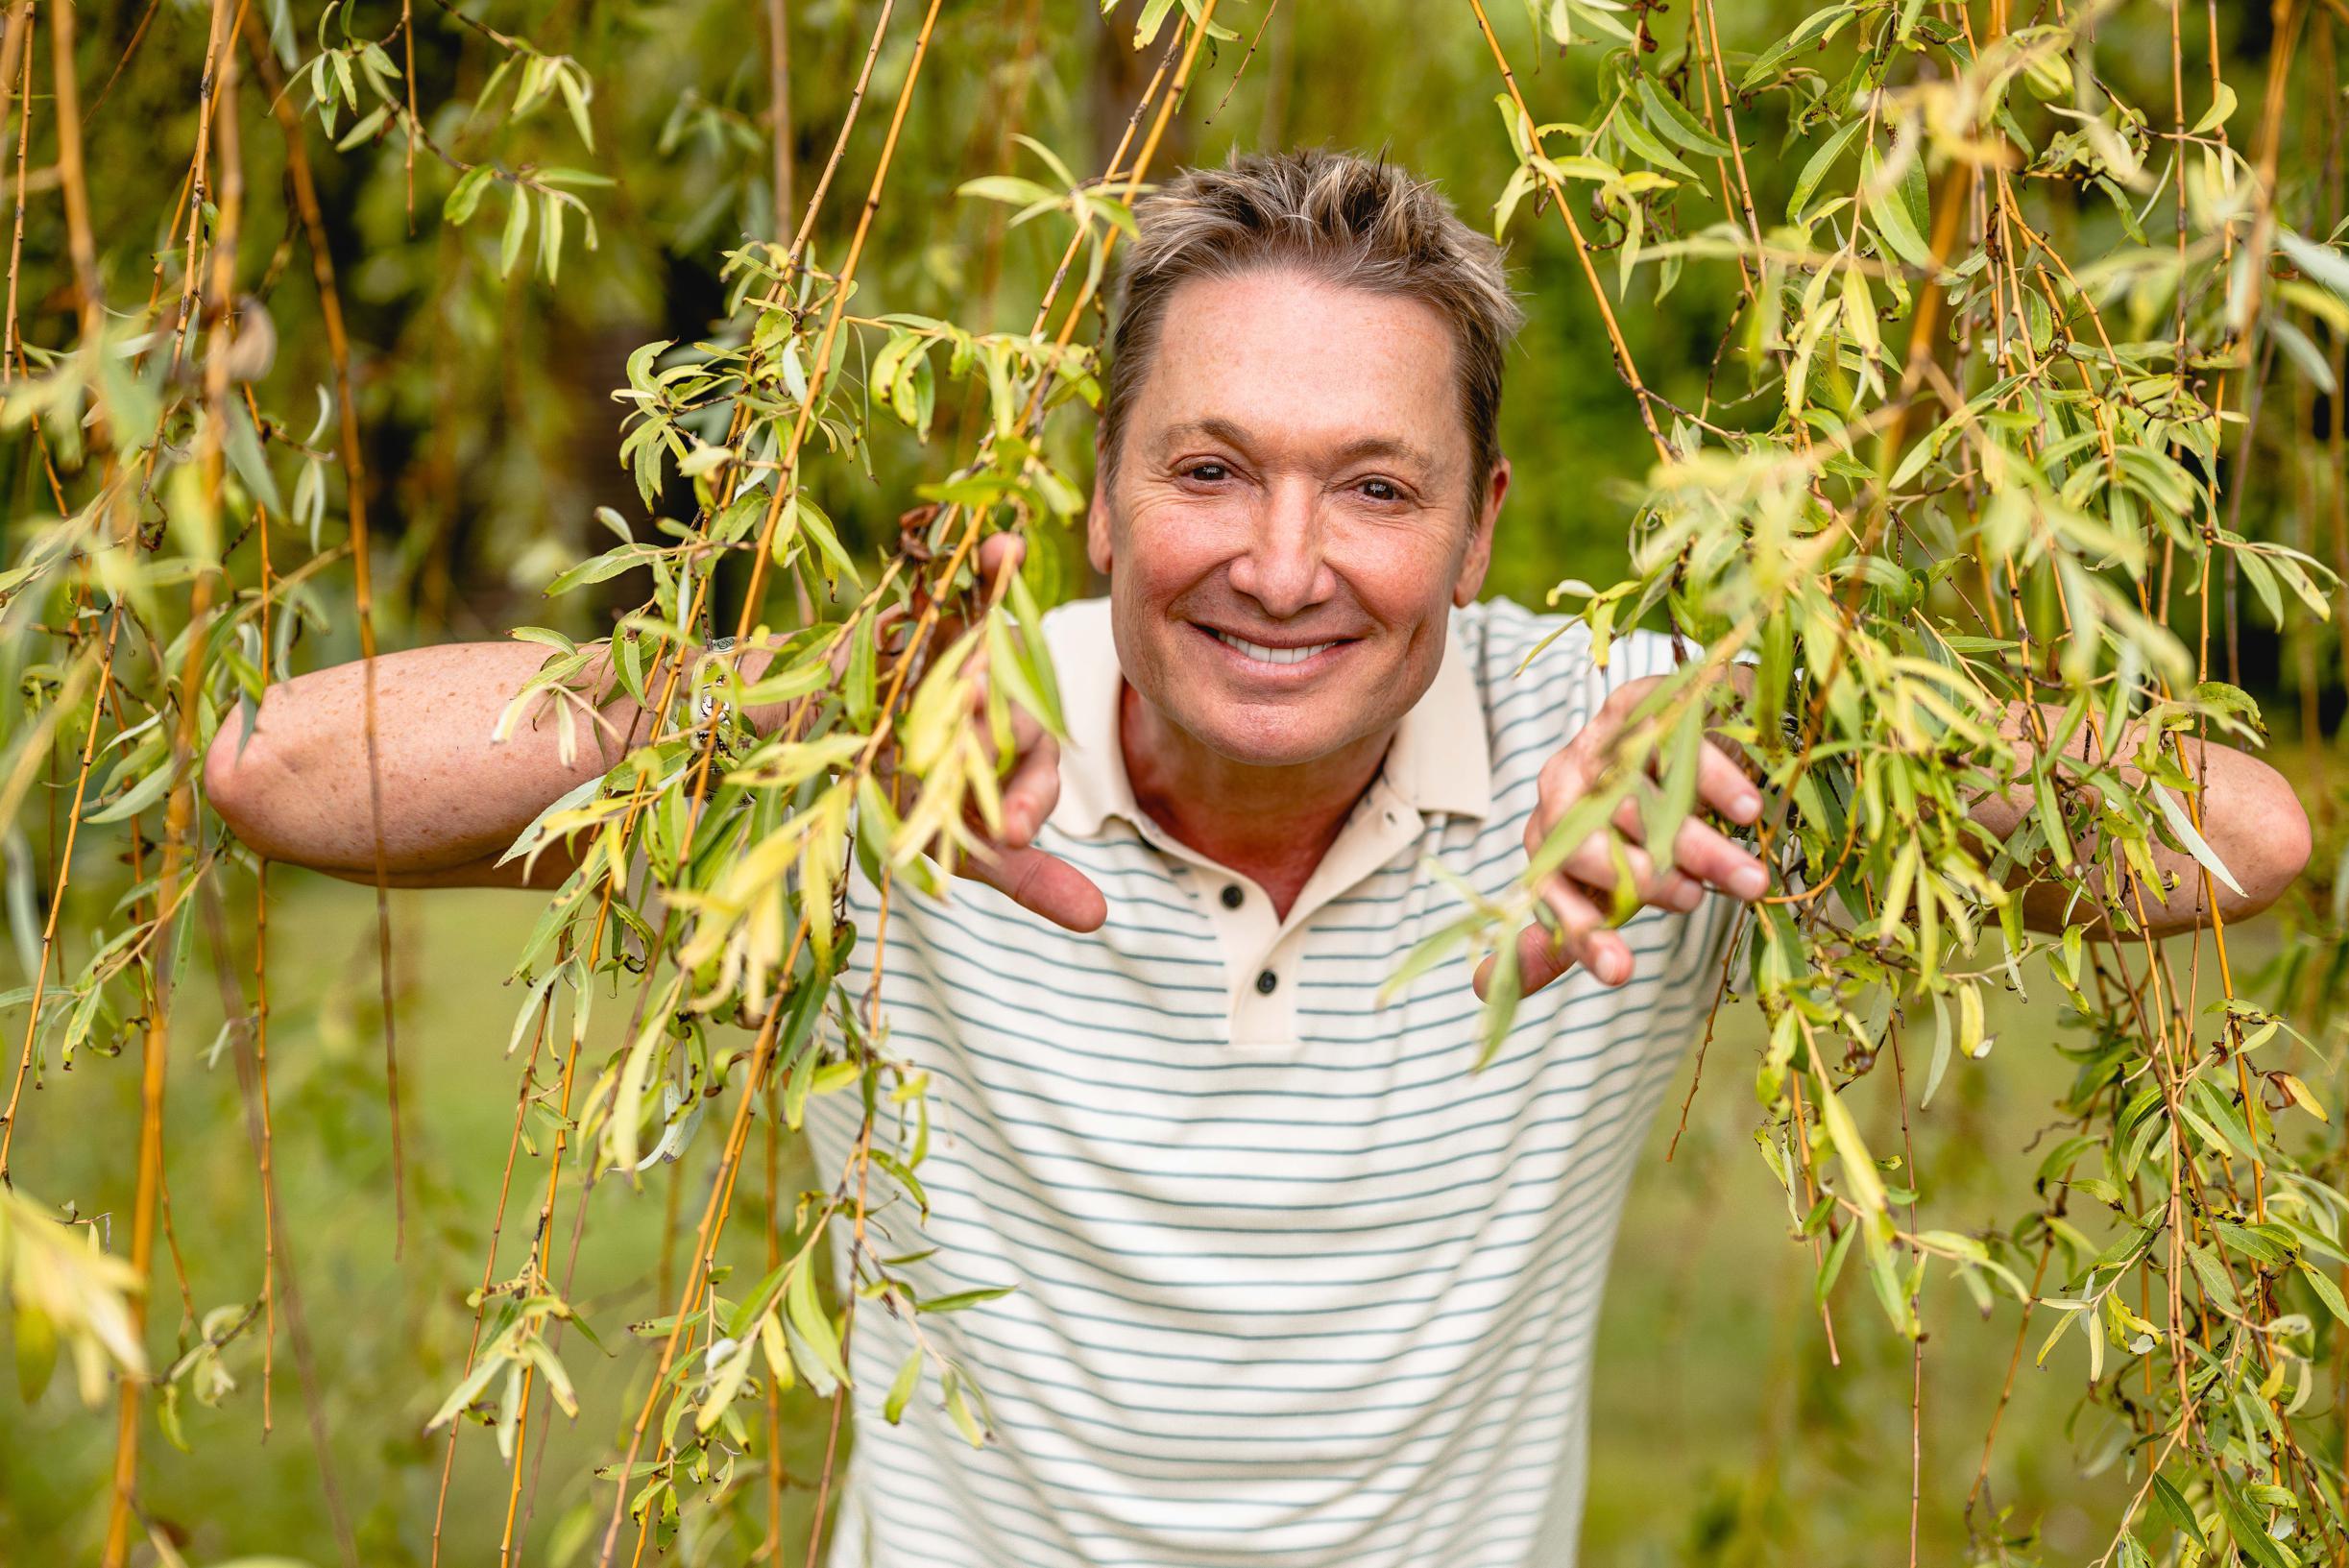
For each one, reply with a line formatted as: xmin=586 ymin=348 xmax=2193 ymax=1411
xmin=2181 ymin=760 xmax=2314 ymax=929
xmin=2227 ymin=784 xmax=2313 ymax=924
xmin=203 ymin=712 xmax=276 ymax=850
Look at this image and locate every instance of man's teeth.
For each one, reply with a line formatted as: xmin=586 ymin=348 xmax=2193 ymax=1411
xmin=1211 ymin=629 xmax=1335 ymax=665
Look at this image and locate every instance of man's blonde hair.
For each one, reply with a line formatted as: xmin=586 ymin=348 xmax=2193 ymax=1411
xmin=1101 ymin=149 xmax=1524 ymax=499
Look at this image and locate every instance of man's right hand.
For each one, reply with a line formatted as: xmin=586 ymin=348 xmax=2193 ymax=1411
xmin=886 ymin=531 xmax=1107 ymax=935
xmin=961 ymin=699 xmax=1108 ymax=932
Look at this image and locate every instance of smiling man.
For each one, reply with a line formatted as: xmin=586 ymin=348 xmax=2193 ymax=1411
xmin=206 ymin=151 xmax=2313 ymax=1567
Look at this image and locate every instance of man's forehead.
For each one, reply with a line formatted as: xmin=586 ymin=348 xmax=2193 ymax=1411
xmin=1150 ymin=416 xmax=1442 ymax=470
xmin=1129 ymin=274 xmax=1469 ymax=469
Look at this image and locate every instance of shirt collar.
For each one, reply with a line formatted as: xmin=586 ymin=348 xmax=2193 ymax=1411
xmin=1044 ymin=597 xmax=1493 ymax=841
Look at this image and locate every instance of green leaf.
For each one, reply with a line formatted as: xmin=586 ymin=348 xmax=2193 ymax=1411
xmin=2150 ymin=1473 xmax=2210 ymax=1551
xmin=224 ymin=401 xmax=283 ymax=514
xmin=941 ymin=1366 xmax=984 ymax=1446
xmin=555 ymin=65 xmax=595 ymax=152
xmin=958 ymin=175 xmax=1059 ymax=209
xmin=1741 ymin=3 xmax=1856 ymax=88
xmin=1635 ymin=78 xmax=1731 ymax=159
xmin=2216 ymin=1479 xmax=2294 ymax=1568
xmin=785 ymin=1260 xmax=851 ymax=1389
xmin=85 ymin=759 xmax=176 ymax=825
xmin=2269 ymin=315 xmax=2337 ymax=395
xmin=1814 ymin=1071 xmax=1889 ymax=1217
xmin=1610 ymin=109 xmax=1697 ymax=181
xmin=915 ymin=1287 xmax=1013 ymax=1315
xmin=1639 ymin=703 xmax=1704 ymax=867
xmin=884 ymin=1350 xmax=922 ymax=1424
xmin=425 ymin=1355 xmax=505 ymax=1434
xmin=2192 ymin=81 xmax=2238 ymax=135
xmin=444 ymin=164 xmax=495 ymax=226
xmin=1920 ymin=991 xmax=1952 ymax=1108
xmin=542 ymin=190 xmax=568 ymax=283
xmin=1556 ymin=0 xmax=1635 ymax=45
xmin=1788 ymin=117 xmax=1867 ymax=223
xmin=500 ymin=187 xmax=533 ymax=278
xmin=334 ymin=102 xmax=389 ymax=152
xmin=545 ymin=543 xmax=668 ymax=597
xmin=1862 ymin=145 xmax=1934 ymax=271
xmin=694 ymin=1336 xmax=755 ymax=1433
xmin=1131 ymin=0 xmax=1178 ymax=46
xmin=2148 ymin=784 xmax=2246 ymax=898
xmin=2297 ymin=1260 xmax=2349 ymax=1327
xmin=2278 ymin=228 xmax=2349 ymax=300
xmin=1475 ymin=929 xmax=1522 ymax=1071
xmin=1491 ymin=163 xmax=1538 ymax=239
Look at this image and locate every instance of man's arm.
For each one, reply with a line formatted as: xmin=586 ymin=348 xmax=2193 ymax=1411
xmin=1503 ymin=673 xmax=2314 ymax=997
xmin=202 ymin=640 xmax=652 ymax=890
xmin=206 ymin=543 xmax=1108 ymax=922
xmin=1979 ymin=704 xmax=2312 ymax=937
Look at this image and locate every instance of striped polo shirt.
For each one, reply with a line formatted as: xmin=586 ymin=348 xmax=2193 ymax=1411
xmin=806 ymin=595 xmax=1738 ymax=1568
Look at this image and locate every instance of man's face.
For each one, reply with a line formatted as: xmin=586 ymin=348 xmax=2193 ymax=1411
xmin=1088 ymin=269 xmax=1507 ymax=769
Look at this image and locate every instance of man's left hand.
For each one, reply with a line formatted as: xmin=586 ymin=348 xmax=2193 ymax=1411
xmin=1477 ymin=674 xmax=1770 ymax=1000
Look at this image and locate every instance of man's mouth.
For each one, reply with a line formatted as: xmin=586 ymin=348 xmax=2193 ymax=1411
xmin=1199 ymin=625 xmax=1349 ymax=667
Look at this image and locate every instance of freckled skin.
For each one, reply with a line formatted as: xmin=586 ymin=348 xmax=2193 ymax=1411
xmin=1089 ymin=271 xmax=1510 ymax=910
xmin=202 ymin=640 xmax=641 ymax=887
xmin=1094 ymin=270 xmax=1500 ymax=770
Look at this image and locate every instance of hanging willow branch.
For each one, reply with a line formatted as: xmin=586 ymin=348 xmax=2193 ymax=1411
xmin=0 ymin=2 xmax=2343 ymax=1566
xmin=1453 ymin=1 xmax=2349 ymax=1562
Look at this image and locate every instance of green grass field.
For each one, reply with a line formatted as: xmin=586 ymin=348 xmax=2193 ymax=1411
xmin=0 ymin=874 xmax=2203 ymax=1564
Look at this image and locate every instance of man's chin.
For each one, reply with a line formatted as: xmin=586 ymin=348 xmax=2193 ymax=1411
xmin=1167 ymin=703 xmax=1366 ymax=771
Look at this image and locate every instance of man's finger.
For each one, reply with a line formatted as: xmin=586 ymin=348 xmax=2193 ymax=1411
xmin=998 ymin=730 xmax=1061 ymax=850
xmin=967 ymin=842 xmax=1109 ymax=933
xmin=1595 ymin=791 xmax=1765 ymax=902
xmin=1667 ymin=815 xmax=1769 ymax=900
xmin=1533 ymin=876 xmax=1630 ymax=988
xmin=1473 ymin=878 xmax=1624 ymax=1000
xmin=1558 ymin=832 xmax=1704 ymax=915
xmin=973 ymin=531 xmax=1025 ymax=590
xmin=1696 ymin=740 xmax=1761 ymax=824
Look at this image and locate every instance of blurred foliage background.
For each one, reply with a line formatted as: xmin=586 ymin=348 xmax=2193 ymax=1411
xmin=1 ymin=0 xmax=2343 ymax=1564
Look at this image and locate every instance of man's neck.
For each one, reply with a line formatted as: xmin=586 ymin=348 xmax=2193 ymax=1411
xmin=1119 ymin=681 xmax=1393 ymax=921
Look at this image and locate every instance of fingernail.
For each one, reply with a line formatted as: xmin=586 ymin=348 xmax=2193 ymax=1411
xmin=1603 ymin=952 xmax=1629 ymax=984
xmin=1733 ymin=864 xmax=1769 ymax=899
xmin=1734 ymin=791 xmax=1761 ymax=821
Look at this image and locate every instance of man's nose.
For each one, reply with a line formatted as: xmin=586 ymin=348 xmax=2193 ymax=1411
xmin=1225 ymin=478 xmax=1333 ymax=619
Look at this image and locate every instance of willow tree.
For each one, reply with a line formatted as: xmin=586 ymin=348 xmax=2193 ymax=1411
xmin=0 ymin=1 xmax=2345 ymax=1565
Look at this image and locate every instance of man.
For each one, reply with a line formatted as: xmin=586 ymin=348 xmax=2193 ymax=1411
xmin=206 ymin=151 xmax=2312 ymax=1566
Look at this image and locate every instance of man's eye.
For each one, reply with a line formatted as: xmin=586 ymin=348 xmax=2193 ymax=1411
xmin=1185 ymin=463 xmax=1229 ymax=483
xmin=1360 ymin=478 xmax=1403 ymax=502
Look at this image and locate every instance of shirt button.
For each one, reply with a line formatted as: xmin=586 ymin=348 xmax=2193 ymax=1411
xmin=1255 ymin=969 xmax=1278 ymax=995
xmin=1221 ymin=884 xmax=1245 ymax=909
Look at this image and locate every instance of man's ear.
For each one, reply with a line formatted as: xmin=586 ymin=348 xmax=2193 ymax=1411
xmin=1086 ymin=435 xmax=1116 ymax=578
xmin=1453 ymin=457 xmax=1507 ymax=608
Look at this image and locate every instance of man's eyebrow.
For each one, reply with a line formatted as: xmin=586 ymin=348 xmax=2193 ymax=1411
xmin=1156 ymin=417 xmax=1257 ymax=451
xmin=1328 ymin=435 xmax=1440 ymax=470
xmin=1155 ymin=420 xmax=1440 ymax=470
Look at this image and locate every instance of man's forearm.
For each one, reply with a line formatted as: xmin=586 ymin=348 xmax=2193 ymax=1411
xmin=204 ymin=640 xmax=654 ymax=888
xmin=1974 ymin=705 xmax=2312 ymax=937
